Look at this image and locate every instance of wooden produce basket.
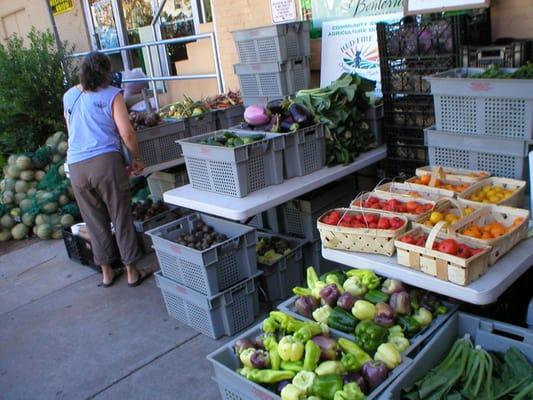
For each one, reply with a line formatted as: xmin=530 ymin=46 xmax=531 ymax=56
xmin=453 ymin=204 xmax=530 ymax=265
xmin=458 ymin=176 xmax=526 ymax=208
xmin=317 ymin=208 xmax=408 ymax=256
xmin=406 ymin=166 xmax=472 ymax=194
xmin=395 ymin=221 xmax=491 ymax=286
xmin=412 ymin=198 xmax=474 ymax=232
xmin=351 ymin=191 xmax=437 ymax=221
xmin=416 ymin=165 xmax=490 ymax=183
xmin=375 ymin=181 xmax=455 ymax=201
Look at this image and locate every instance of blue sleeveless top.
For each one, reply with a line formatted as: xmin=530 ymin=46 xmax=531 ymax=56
xmin=63 ymin=85 xmax=123 ymax=165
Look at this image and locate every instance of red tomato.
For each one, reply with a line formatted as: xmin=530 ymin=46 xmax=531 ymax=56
xmin=456 ymin=244 xmax=472 ymax=259
xmin=438 ymin=239 xmax=459 ymax=255
xmin=354 ymin=214 xmax=364 ymax=222
xmin=368 ymin=196 xmax=379 ymax=204
xmin=405 ymin=201 xmax=419 ymax=213
xmin=377 ymin=217 xmax=391 ymax=229
xmin=414 ymin=205 xmax=426 ymax=214
xmin=390 ymin=217 xmax=404 ymax=229
xmin=415 ymin=236 xmax=426 ymax=246
xmin=353 ymin=221 xmax=365 ymax=228
xmin=470 ymin=248 xmax=484 ymax=256
xmin=366 ymin=214 xmax=379 ymax=224
xmin=396 ymin=204 xmax=407 ymax=213
xmin=400 ymin=235 xmax=416 ymax=244
xmin=368 ymin=222 xmax=378 ymax=228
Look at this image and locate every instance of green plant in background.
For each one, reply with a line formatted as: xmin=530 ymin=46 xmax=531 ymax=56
xmin=0 ymin=28 xmax=78 ymax=163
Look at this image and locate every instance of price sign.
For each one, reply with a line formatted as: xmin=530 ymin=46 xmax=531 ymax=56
xmin=270 ymin=0 xmax=298 ymax=24
xmin=49 ymin=0 xmax=74 ymax=16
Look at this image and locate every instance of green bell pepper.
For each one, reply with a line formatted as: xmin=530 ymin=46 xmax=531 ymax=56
xmin=333 ymin=382 xmax=365 ymax=400
xmin=388 ymin=335 xmax=410 ymax=353
xmin=355 ymin=320 xmax=388 ymax=354
xmin=338 ymin=337 xmax=372 ymax=368
xmin=352 ymin=300 xmax=376 ymax=321
xmin=313 ymin=305 xmax=332 ymax=324
xmin=294 ymin=321 xmax=323 ymax=343
xmin=363 ymin=289 xmax=390 ymax=304
xmin=281 ymin=383 xmax=305 ymax=400
xmin=303 ymin=339 xmax=321 ymax=371
xmin=315 ymin=361 xmax=345 ymax=376
xmin=280 ymin=360 xmax=303 ymax=373
xmin=345 ymin=269 xmax=381 ymax=290
xmin=327 ymin=307 xmax=357 ymax=333
xmin=262 ymin=316 xmax=279 ymax=334
xmin=243 ymin=368 xmax=295 ymax=383
xmin=278 ymin=336 xmax=305 ymax=362
xmin=270 ymin=311 xmax=304 ymax=333
xmin=412 ymin=307 xmax=433 ymax=327
xmin=397 ymin=315 xmax=421 ymax=337
xmin=292 ymin=370 xmax=316 ymax=394
xmin=319 ymin=270 xmax=347 ymax=286
xmin=311 ymin=374 xmax=344 ymax=400
xmin=374 ymin=342 xmax=402 ymax=369
xmin=341 ymin=353 xmax=366 ymax=372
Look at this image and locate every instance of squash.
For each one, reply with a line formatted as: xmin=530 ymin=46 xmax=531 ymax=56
xmin=6 ymin=165 xmax=20 ymax=179
xmin=22 ymin=213 xmax=35 ymax=227
xmin=15 ymin=155 xmax=32 ymax=170
xmin=1 ymin=214 xmax=15 ymax=229
xmin=20 ymin=170 xmax=35 ymax=182
xmin=0 ymin=178 xmax=16 ymax=191
xmin=11 ymin=223 xmax=29 ymax=240
xmin=57 ymin=141 xmax=68 ymax=155
xmin=42 ymin=202 xmax=58 ymax=214
xmin=0 ymin=228 xmax=11 ymax=242
xmin=58 ymin=194 xmax=70 ymax=206
xmin=35 ymin=214 xmax=50 ymax=225
xmin=19 ymin=198 xmax=33 ymax=213
xmin=36 ymin=224 xmax=53 ymax=239
xmin=35 ymin=170 xmax=46 ymax=181
xmin=2 ymin=191 xmax=14 ymax=204
xmin=14 ymin=192 xmax=27 ymax=204
xmin=14 ymin=180 xmax=29 ymax=193
xmin=60 ymin=214 xmax=75 ymax=227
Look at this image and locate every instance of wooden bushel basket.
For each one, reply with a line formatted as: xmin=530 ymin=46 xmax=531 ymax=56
xmin=395 ymin=221 xmax=492 ymax=286
xmin=317 ymin=208 xmax=408 ymax=256
xmin=459 ymin=176 xmax=527 ymax=208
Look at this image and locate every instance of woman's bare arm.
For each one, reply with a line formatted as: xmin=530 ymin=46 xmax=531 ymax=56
xmin=112 ymin=93 xmax=143 ymax=172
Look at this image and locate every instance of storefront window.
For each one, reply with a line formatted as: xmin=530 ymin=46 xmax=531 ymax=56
xmin=89 ymin=0 xmax=120 ymax=49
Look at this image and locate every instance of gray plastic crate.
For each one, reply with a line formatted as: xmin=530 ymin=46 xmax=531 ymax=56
xmin=425 ymin=127 xmax=530 ymax=179
xmin=131 ymin=119 xmax=188 ymax=168
xmin=366 ymin=104 xmax=384 ymax=145
xmin=278 ymin=295 xmax=458 ymax=357
xmin=134 ymin=206 xmax=188 ymax=254
xmin=146 ymin=166 xmax=189 ymax=200
xmin=234 ymin=123 xmax=326 ymax=179
xmin=234 ymin=58 xmax=310 ymax=98
xmin=426 ymin=68 xmax=533 ymax=139
xmin=381 ymin=312 xmax=533 ymax=399
xmin=280 ymin=176 xmax=356 ymax=239
xmin=146 ymin=213 xmax=257 ymax=296
xmin=249 ymin=207 xmax=282 ymax=233
xmin=187 ymin=111 xmax=217 ymax=137
xmin=257 ymin=232 xmax=307 ymax=301
xmin=242 ymin=95 xmax=284 ymax=107
xmin=304 ymin=239 xmax=341 ymax=275
xmin=179 ymin=130 xmax=285 ymax=198
xmin=156 ymin=271 xmax=260 ymax=339
xmin=232 ymin=21 xmax=310 ymax=64
xmin=207 ymin=320 xmax=412 ymax=400
xmin=216 ymin=105 xmax=244 ymax=129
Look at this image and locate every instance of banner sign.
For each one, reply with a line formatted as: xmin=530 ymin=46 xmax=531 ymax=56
xmin=311 ymin=0 xmax=402 ymax=28
xmin=49 ymin=0 xmax=74 ymax=16
xmin=320 ymin=13 xmax=402 ymax=91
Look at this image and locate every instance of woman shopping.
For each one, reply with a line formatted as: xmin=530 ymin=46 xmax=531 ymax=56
xmin=63 ymin=51 xmax=151 ymax=287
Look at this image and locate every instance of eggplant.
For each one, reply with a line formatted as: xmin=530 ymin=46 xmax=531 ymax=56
xmin=267 ymin=99 xmax=285 ymax=114
xmin=280 ymin=117 xmax=299 ymax=132
xmin=295 ymin=296 xmax=319 ymax=318
xmin=289 ymin=103 xmax=313 ymax=126
xmin=343 ymin=372 xmax=368 ymax=394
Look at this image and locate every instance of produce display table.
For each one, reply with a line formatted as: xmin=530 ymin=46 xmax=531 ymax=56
xmin=163 ymin=145 xmax=386 ymax=221
xmin=322 ymin=233 xmax=533 ymax=305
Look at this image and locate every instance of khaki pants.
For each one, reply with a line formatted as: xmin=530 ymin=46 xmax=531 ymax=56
xmin=69 ymin=152 xmax=141 ymax=266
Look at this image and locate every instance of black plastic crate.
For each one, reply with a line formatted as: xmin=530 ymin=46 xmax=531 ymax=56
xmin=460 ymin=41 xmax=533 ymax=68
xmin=383 ymin=95 xmax=435 ymax=131
xmin=377 ymin=13 xmax=490 ymax=62
xmin=381 ymin=57 xmax=457 ymax=95
xmin=62 ymin=227 xmax=122 ymax=272
xmin=385 ymin=131 xmax=428 ymax=178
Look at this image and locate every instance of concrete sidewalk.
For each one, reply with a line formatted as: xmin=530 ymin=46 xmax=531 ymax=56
xmin=0 ymin=239 xmax=231 ymax=400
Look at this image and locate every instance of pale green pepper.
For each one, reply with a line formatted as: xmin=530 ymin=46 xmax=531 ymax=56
xmin=278 ymin=336 xmax=305 ymax=362
xmin=374 ymin=343 xmax=402 ymax=369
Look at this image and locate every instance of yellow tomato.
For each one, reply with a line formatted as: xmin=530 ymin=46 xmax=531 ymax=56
xmin=429 ymin=212 xmax=444 ymax=224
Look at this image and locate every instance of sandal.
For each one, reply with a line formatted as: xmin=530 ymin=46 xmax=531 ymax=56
xmin=128 ymin=270 xmax=153 ymax=287
xmin=99 ymin=268 xmax=123 ymax=288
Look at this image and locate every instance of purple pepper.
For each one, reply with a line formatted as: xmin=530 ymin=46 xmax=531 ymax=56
xmin=374 ymin=303 xmax=395 ymax=327
xmin=343 ymin=372 xmax=369 ymax=394
xmin=311 ymin=335 xmax=339 ymax=361
xmin=277 ymin=380 xmax=290 ymax=394
xmin=381 ymin=279 xmax=405 ymax=295
xmin=295 ymin=295 xmax=319 ymax=318
xmin=233 ymin=338 xmax=254 ymax=357
xmin=250 ymin=349 xmax=270 ymax=369
xmin=390 ymin=291 xmax=411 ymax=315
xmin=254 ymin=335 xmax=266 ymax=350
xmin=337 ymin=292 xmax=357 ymax=311
xmin=320 ymin=283 xmax=341 ymax=307
xmin=362 ymin=360 xmax=389 ymax=391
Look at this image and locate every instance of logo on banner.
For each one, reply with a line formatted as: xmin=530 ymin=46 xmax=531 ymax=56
xmin=340 ymin=40 xmax=379 ymax=73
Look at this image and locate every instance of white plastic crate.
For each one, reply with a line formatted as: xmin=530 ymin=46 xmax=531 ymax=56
xmin=234 ymin=58 xmax=310 ymax=98
xmin=146 ymin=213 xmax=257 ymax=296
xmin=179 ymin=130 xmax=285 ymax=198
xmin=426 ymin=68 xmax=533 ymax=139
xmin=425 ymin=127 xmax=530 ymax=179
xmin=155 ymin=271 xmax=260 ymax=339
xmin=232 ymin=21 xmax=310 ymax=64
xmin=147 ymin=167 xmax=189 ymax=200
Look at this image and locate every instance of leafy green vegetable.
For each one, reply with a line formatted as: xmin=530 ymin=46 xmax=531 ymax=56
xmin=295 ymin=73 xmax=377 ymax=166
xmin=472 ymin=62 xmax=533 ymax=79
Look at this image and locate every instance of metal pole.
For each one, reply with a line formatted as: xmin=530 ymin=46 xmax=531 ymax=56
xmin=145 ymin=44 xmax=160 ymax=110
xmin=209 ymin=32 xmax=224 ymax=93
xmin=44 ymin=0 xmax=70 ymax=84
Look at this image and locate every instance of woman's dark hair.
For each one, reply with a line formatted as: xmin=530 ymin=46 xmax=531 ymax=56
xmin=79 ymin=51 xmax=113 ymax=91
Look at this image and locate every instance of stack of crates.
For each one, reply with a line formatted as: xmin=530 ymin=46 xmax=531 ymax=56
xmin=376 ymin=13 xmax=491 ymax=177
xmin=146 ymin=213 xmax=261 ymax=339
xmin=232 ymin=21 xmax=311 ymax=106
